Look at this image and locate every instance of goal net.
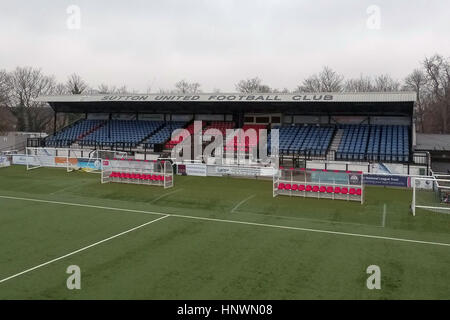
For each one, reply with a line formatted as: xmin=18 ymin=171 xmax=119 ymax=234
xmin=101 ymin=159 xmax=174 ymax=188
xmin=0 ymin=154 xmax=11 ymax=168
xmin=412 ymin=176 xmax=450 ymax=216
xmin=66 ymin=149 xmax=127 ymax=173
xmin=26 ymin=147 xmax=128 ymax=173
xmin=273 ymin=167 xmax=364 ymax=203
xmin=26 ymin=147 xmax=58 ymax=170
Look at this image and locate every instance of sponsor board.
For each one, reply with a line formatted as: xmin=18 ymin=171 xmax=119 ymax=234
xmin=12 ymin=154 xmax=54 ymax=166
xmin=73 ymin=158 xmax=103 ymax=170
xmin=185 ymin=163 xmax=207 ymax=176
xmin=211 ymin=165 xmax=271 ymax=177
xmin=364 ymin=174 xmax=411 ymax=187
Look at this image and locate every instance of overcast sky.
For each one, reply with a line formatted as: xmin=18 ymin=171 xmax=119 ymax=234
xmin=0 ymin=0 xmax=449 ymax=92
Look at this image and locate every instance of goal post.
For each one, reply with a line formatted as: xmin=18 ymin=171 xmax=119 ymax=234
xmin=273 ymin=167 xmax=364 ymax=203
xmin=25 ymin=147 xmax=129 ymax=173
xmin=26 ymin=147 xmax=58 ymax=170
xmin=412 ymin=176 xmax=450 ymax=216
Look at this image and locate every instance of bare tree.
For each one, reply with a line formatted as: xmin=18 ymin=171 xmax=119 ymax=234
xmin=297 ymin=66 xmax=344 ymax=92
xmin=373 ymin=74 xmax=401 ymax=92
xmin=95 ymin=84 xmax=130 ymax=94
xmin=422 ymin=54 xmax=450 ymax=133
xmin=0 ymin=71 xmax=14 ymax=132
xmin=66 ymin=73 xmax=88 ymax=94
xmin=272 ymin=88 xmax=290 ymax=93
xmin=404 ymin=69 xmax=428 ymax=132
xmin=0 ymin=70 xmax=9 ymax=102
xmin=53 ymin=83 xmax=68 ymax=95
xmin=6 ymin=67 xmax=56 ymax=132
xmin=235 ymin=77 xmax=272 ymax=93
xmin=344 ymin=75 xmax=375 ymax=92
xmin=96 ymin=84 xmax=113 ymax=94
xmin=174 ymin=80 xmax=201 ymax=94
xmin=0 ymin=107 xmax=17 ymax=133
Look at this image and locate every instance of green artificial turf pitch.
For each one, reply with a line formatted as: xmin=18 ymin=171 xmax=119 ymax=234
xmin=0 ymin=165 xmax=448 ymax=299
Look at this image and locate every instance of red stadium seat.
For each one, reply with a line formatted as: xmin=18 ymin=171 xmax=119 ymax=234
xmin=334 ymin=187 xmax=341 ymax=194
xmin=312 ymin=186 xmax=319 ymax=192
xmin=319 ymin=186 xmax=326 ymax=193
xmin=298 ymin=185 xmax=305 ymax=191
xmin=356 ymin=188 xmax=362 ymax=195
xmin=341 ymin=187 xmax=348 ymax=194
xmin=278 ymin=183 xmax=285 ymax=190
xmin=349 ymin=188 xmax=356 ymax=195
xmin=326 ymin=186 xmax=333 ymax=193
xmin=291 ymin=184 xmax=298 ymax=191
xmin=285 ymin=184 xmax=291 ymax=190
xmin=306 ymin=185 xmax=312 ymax=192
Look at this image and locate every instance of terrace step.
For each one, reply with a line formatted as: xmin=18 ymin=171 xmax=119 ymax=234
xmin=326 ymin=128 xmax=344 ymax=160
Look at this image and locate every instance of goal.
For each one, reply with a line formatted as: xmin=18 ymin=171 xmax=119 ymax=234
xmin=412 ymin=176 xmax=450 ymax=216
xmin=0 ymin=155 xmax=11 ymax=168
xmin=101 ymin=159 xmax=174 ymax=188
xmin=66 ymin=149 xmax=127 ymax=173
xmin=26 ymin=147 xmax=59 ymax=170
xmin=26 ymin=147 xmax=128 ymax=173
xmin=273 ymin=167 xmax=364 ymax=203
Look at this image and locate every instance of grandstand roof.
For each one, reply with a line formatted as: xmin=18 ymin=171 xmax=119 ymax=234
xmin=36 ymin=91 xmax=416 ymax=116
xmin=37 ymin=91 xmax=416 ymax=103
xmin=416 ymin=134 xmax=450 ymax=151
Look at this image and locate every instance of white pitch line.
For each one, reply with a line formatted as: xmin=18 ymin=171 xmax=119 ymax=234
xmin=151 ymin=189 xmax=183 ymax=204
xmin=0 ymin=195 xmax=167 ymax=217
xmin=0 ymin=215 xmax=169 ymax=284
xmin=1 ymin=195 xmax=450 ymax=248
xmin=382 ymin=203 xmax=387 ymax=228
xmin=234 ymin=209 xmax=382 ymax=229
xmin=230 ymin=194 xmax=255 ymax=213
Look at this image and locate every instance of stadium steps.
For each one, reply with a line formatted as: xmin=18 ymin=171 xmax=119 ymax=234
xmin=326 ymin=128 xmax=343 ymax=160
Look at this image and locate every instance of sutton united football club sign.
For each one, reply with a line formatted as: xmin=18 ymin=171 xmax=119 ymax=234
xmin=100 ymin=94 xmax=334 ymax=102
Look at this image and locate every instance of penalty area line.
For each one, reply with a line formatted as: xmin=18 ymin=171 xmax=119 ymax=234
xmin=0 ymin=215 xmax=169 ymax=284
xmin=1 ymin=195 xmax=450 ymax=250
xmin=230 ymin=194 xmax=255 ymax=213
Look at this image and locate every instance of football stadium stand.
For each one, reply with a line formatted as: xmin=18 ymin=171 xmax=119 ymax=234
xmin=163 ymin=121 xmax=204 ymax=150
xmin=225 ymin=124 xmax=267 ymax=152
xmin=46 ymin=119 xmax=105 ymax=147
xmin=336 ymin=124 xmax=409 ymax=162
xmin=80 ymin=120 xmax=163 ymax=147
xmin=203 ymin=121 xmax=235 ymax=136
xmin=143 ymin=121 xmax=187 ymax=148
xmin=35 ymin=92 xmax=421 ymax=167
xmin=269 ymin=125 xmax=334 ymax=157
xmin=44 ymin=119 xmax=411 ymax=163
